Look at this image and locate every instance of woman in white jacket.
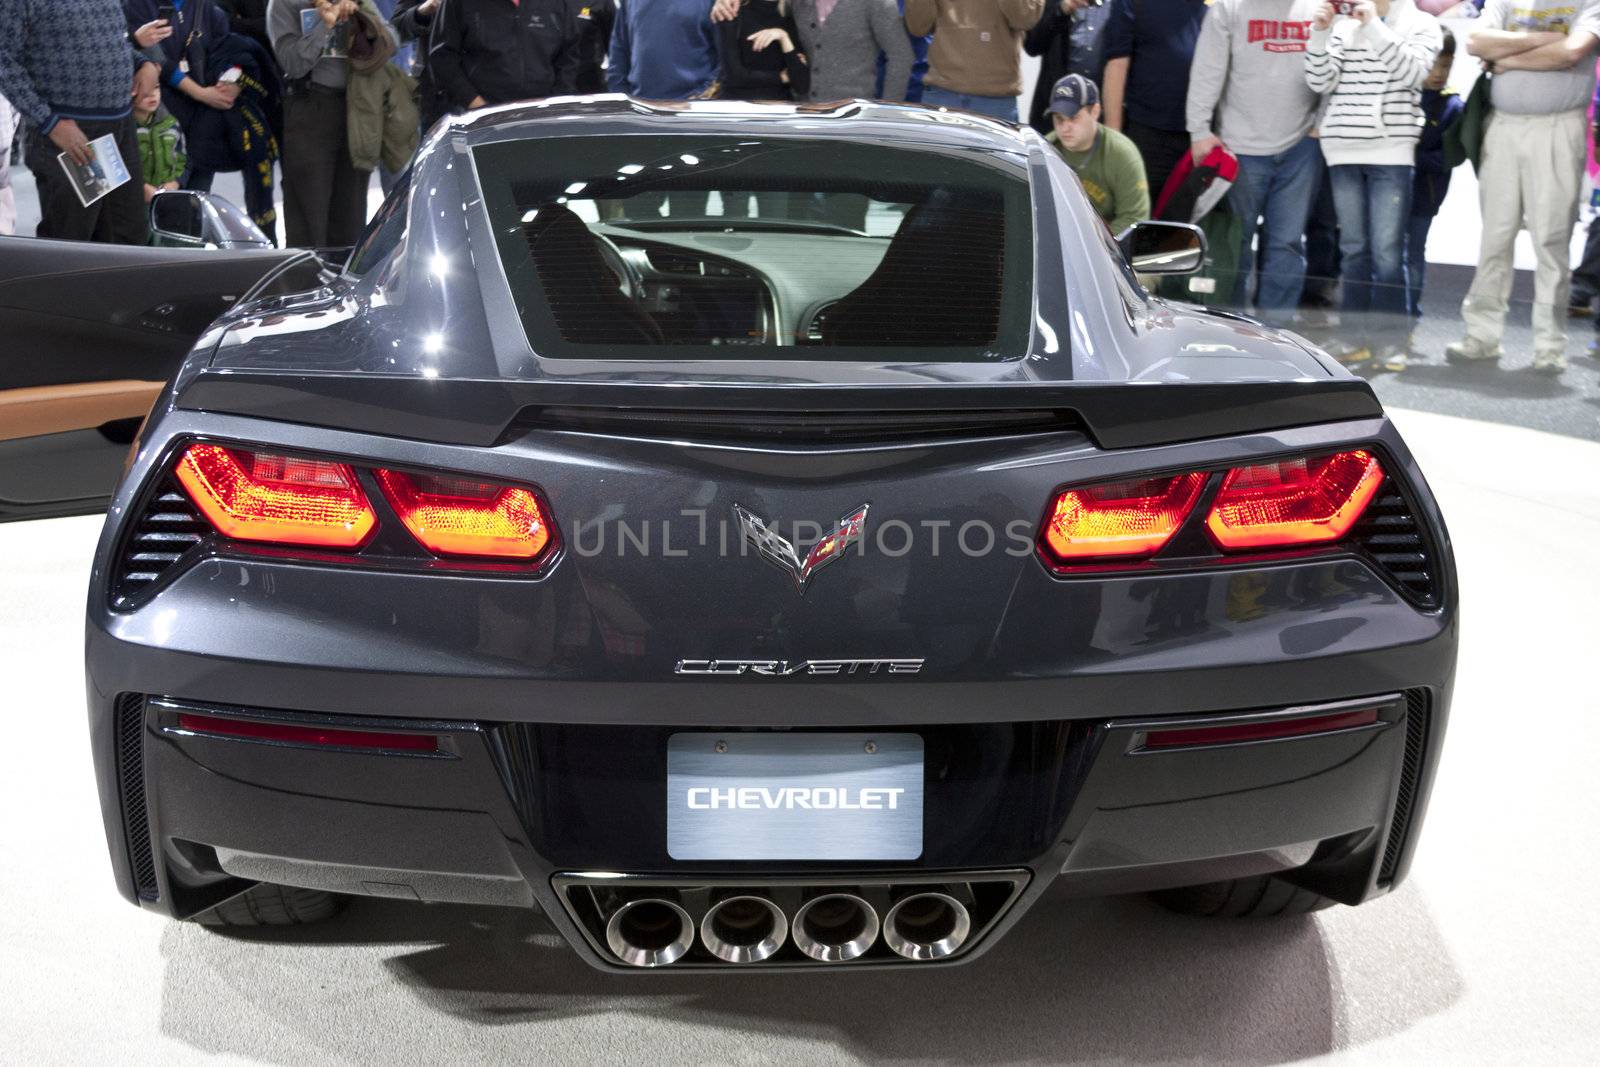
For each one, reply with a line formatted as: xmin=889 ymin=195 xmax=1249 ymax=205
xmin=1305 ymin=0 xmax=1441 ymax=368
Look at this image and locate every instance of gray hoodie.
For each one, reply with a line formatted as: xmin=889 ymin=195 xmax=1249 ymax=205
xmin=1185 ymin=0 xmax=1324 ymax=157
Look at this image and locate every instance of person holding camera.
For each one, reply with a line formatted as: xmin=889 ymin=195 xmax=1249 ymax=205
xmin=1306 ymin=0 xmax=1441 ymax=370
xmin=1186 ymin=0 xmax=1323 ymax=325
xmin=269 ymin=0 xmax=392 ymax=246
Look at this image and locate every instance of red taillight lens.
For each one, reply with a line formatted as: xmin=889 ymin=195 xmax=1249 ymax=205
xmin=175 ymin=443 xmax=377 ymax=548
xmin=177 ymin=712 xmax=438 ymax=752
xmin=375 ymin=469 xmax=554 ymax=560
xmin=1041 ymin=472 xmax=1207 ymax=563
xmin=1206 ymin=450 xmax=1383 ymax=550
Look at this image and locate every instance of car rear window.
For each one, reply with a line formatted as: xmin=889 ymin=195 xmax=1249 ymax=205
xmin=470 ymin=134 xmax=1033 ymax=361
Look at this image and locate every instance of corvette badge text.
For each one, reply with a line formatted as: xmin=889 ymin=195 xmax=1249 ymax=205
xmin=685 ymin=786 xmax=906 ymax=810
xmin=675 ymin=658 xmax=924 ymax=676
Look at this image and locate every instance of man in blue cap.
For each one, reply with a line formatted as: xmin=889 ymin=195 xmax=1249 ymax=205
xmin=1044 ymin=72 xmax=1149 ymax=233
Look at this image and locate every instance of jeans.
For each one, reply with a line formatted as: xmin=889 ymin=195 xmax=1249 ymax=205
xmin=1329 ymin=163 xmax=1412 ymax=347
xmin=1303 ymin=156 xmax=1340 ymax=305
xmin=1227 ymin=136 xmax=1321 ymax=324
xmin=1405 ymin=212 xmax=1434 ymax=321
xmin=920 ymin=85 xmax=1018 ymax=123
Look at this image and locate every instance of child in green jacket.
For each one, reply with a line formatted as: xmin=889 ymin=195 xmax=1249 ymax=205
xmin=132 ymin=75 xmax=188 ymax=202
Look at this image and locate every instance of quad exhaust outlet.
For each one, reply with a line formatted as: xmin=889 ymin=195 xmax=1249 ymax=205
xmin=700 ymin=894 xmax=788 ymax=964
xmin=561 ymin=872 xmax=1022 ymax=969
xmin=603 ymin=895 xmax=696 ymax=968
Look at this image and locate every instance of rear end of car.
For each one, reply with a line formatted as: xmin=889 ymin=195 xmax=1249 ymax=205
xmin=86 ymin=102 xmax=1456 ymax=971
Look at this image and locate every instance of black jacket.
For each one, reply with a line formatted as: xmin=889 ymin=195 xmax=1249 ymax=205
xmin=429 ymin=0 xmax=580 ymax=110
xmin=714 ymin=0 xmax=808 ymax=101
xmin=571 ymin=0 xmax=614 ymax=93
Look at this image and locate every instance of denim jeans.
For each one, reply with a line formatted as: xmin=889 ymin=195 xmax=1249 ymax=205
xmin=1405 ymin=212 xmax=1434 ymax=321
xmin=1227 ymin=136 xmax=1321 ymax=325
xmin=1330 ymin=163 xmax=1413 ymax=347
xmin=920 ymin=85 xmax=1018 ymax=123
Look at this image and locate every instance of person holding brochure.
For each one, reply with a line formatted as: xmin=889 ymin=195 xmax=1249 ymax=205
xmin=0 ymin=0 xmax=152 ymax=242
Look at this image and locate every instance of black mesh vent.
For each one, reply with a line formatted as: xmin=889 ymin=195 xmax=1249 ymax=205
xmin=1350 ymin=479 xmax=1439 ymax=607
xmin=1379 ymin=689 xmax=1430 ymax=885
xmin=113 ymin=478 xmax=207 ymax=607
xmin=114 ymin=694 xmax=160 ymax=901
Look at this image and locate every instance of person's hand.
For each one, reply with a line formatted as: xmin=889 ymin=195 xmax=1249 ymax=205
xmin=194 ymin=83 xmax=238 ymax=109
xmin=1191 ymin=134 xmax=1223 ymax=165
xmin=747 ymin=27 xmax=793 ymax=52
xmin=134 ymin=19 xmax=173 ymax=48
xmin=316 ymin=0 xmax=351 ymax=28
xmin=48 ymin=118 xmax=94 ymax=166
xmin=468 ymin=95 xmax=488 ymax=109
xmin=162 ymin=180 xmax=180 ymax=191
xmin=710 ymin=0 xmax=740 ymax=23
xmin=419 ymin=0 xmax=440 ymax=13
xmin=144 ymin=182 xmax=159 ymax=203
xmin=1060 ymin=0 xmax=1091 ymax=12
xmin=1351 ymin=0 xmax=1376 ymax=23
xmin=1312 ymin=2 xmax=1336 ymax=29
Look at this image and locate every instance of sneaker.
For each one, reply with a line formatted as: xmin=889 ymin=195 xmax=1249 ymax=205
xmin=1324 ymin=339 xmax=1373 ymax=366
xmin=1444 ymin=337 xmax=1503 ymax=364
xmin=1376 ymin=344 xmax=1409 ymax=372
xmin=1531 ymin=351 xmax=1568 ymax=374
xmin=1570 ymin=291 xmax=1595 ymax=317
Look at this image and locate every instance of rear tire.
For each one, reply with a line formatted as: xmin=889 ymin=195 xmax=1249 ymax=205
xmin=192 ymin=883 xmax=346 ymax=927
xmin=1150 ymin=875 xmax=1337 ymax=918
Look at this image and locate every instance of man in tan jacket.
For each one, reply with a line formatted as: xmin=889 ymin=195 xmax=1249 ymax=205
xmin=906 ymin=0 xmax=1044 ymax=121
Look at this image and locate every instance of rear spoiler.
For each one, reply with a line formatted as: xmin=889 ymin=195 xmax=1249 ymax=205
xmin=175 ymin=373 xmax=1382 ymax=451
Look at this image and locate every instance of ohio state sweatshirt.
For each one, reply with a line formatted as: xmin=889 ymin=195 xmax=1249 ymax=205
xmin=1185 ymin=0 xmax=1324 ymax=157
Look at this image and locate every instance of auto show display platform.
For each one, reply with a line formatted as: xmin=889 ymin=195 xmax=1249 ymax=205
xmin=2 ymin=408 xmax=1595 ymax=1064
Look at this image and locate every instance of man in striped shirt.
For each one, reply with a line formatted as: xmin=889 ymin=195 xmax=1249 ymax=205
xmin=1305 ymin=0 xmax=1441 ymax=370
xmin=1447 ymin=0 xmax=1600 ymax=374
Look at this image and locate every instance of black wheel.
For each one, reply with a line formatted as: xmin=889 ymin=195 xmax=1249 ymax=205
xmin=1150 ymin=875 xmax=1337 ymax=918
xmin=191 ymin=883 xmax=347 ymax=927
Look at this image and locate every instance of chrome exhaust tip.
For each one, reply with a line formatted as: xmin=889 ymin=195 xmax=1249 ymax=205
xmin=883 ymin=891 xmax=971 ymax=961
xmin=604 ymin=897 xmax=695 ymax=967
xmin=792 ymin=892 xmax=880 ymax=962
xmin=699 ymin=894 xmax=788 ymax=964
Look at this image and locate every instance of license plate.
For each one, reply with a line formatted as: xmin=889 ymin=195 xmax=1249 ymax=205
xmin=667 ymin=733 xmax=924 ymax=861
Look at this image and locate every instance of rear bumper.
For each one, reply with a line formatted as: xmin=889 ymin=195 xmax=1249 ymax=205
xmin=92 ymin=681 xmax=1448 ymax=972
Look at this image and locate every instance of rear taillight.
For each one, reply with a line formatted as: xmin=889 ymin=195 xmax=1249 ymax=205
xmin=1206 ymin=450 xmax=1383 ymax=550
xmin=1040 ymin=472 xmax=1206 ymax=564
xmin=175 ymin=443 xmax=376 ymax=548
xmin=1142 ymin=707 xmax=1380 ymax=749
xmin=374 ymin=469 xmax=555 ymax=560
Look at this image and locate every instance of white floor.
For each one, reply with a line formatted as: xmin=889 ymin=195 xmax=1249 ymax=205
xmin=1 ymin=408 xmax=1597 ymax=1063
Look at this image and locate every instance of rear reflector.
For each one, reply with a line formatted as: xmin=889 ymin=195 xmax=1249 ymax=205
xmin=375 ymin=469 xmax=555 ymax=560
xmin=1206 ymin=450 xmax=1383 ymax=550
xmin=1040 ymin=472 xmax=1207 ymax=563
xmin=176 ymin=712 xmax=438 ymax=752
xmin=175 ymin=444 xmax=376 ymax=549
xmin=1143 ymin=707 xmax=1380 ymax=749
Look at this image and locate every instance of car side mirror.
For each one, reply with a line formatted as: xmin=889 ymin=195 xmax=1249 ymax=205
xmin=1117 ymin=220 xmax=1206 ymax=275
xmin=149 ymin=189 xmax=209 ymax=246
xmin=150 ymin=190 xmax=273 ymax=249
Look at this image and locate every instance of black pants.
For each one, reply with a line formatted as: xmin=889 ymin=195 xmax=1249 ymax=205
xmin=1571 ymin=212 xmax=1600 ymax=304
xmin=1123 ymin=119 xmax=1190 ymax=208
xmin=280 ymin=87 xmax=370 ymax=248
xmin=26 ymin=115 xmax=148 ymax=244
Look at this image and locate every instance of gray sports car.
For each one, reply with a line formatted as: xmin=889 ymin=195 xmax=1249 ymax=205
xmin=71 ymin=98 xmax=1454 ymax=971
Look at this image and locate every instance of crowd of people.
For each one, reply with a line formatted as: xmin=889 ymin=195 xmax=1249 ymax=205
xmin=0 ymin=0 xmax=1597 ymax=371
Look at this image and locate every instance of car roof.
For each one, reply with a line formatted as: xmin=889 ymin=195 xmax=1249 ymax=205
xmin=443 ymin=94 xmax=1035 ymax=154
